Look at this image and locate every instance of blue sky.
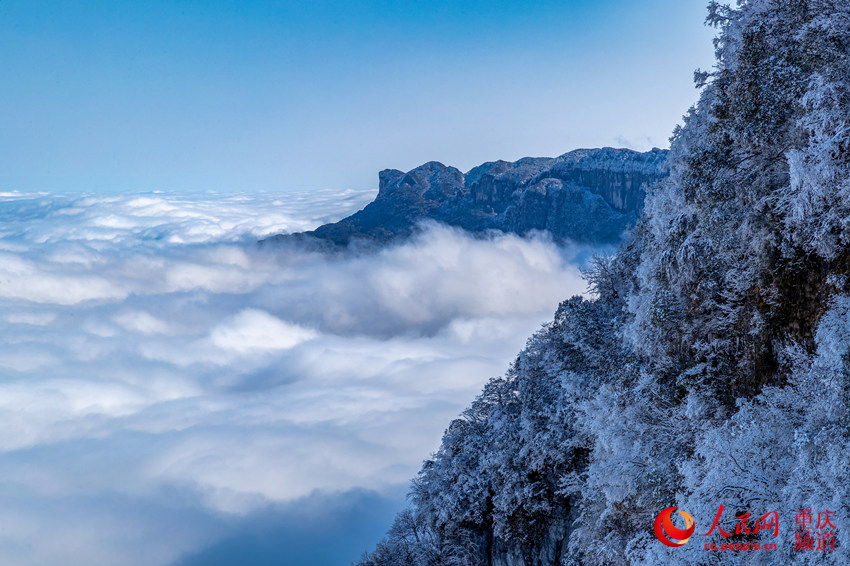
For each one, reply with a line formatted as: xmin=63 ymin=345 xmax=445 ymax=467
xmin=0 ymin=0 xmax=716 ymax=193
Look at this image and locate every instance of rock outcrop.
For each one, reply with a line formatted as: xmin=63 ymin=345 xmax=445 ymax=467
xmin=262 ymin=147 xmax=668 ymax=247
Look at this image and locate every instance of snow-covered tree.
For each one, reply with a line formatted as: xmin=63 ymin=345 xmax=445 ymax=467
xmin=357 ymin=2 xmax=850 ymax=564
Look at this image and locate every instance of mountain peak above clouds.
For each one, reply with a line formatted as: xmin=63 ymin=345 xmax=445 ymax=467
xmin=262 ymin=147 xmax=668 ymax=248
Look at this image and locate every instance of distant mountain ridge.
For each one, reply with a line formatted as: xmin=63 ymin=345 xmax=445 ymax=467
xmin=262 ymin=147 xmax=668 ymax=247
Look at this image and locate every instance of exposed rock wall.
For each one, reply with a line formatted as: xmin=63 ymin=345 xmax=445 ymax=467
xmin=262 ymin=147 xmax=668 ymax=247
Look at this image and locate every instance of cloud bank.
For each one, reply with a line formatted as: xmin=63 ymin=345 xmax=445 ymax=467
xmin=0 ymin=189 xmax=594 ymax=565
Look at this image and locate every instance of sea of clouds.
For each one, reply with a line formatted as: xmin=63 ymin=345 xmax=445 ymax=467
xmin=0 ymin=189 xmax=594 ymax=565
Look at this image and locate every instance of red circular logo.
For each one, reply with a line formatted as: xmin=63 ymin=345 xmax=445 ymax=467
xmin=654 ymin=506 xmax=695 ymax=547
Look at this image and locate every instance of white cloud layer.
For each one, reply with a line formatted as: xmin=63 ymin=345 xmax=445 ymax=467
xmin=0 ymin=189 xmax=595 ymax=565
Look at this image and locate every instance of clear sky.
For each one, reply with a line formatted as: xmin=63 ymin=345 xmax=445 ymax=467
xmin=0 ymin=0 xmax=716 ymax=192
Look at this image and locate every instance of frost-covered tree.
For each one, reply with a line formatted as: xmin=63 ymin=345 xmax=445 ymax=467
xmin=356 ymin=1 xmax=850 ymax=565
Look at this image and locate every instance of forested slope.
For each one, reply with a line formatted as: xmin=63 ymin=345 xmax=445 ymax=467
xmin=357 ymin=1 xmax=850 ymax=564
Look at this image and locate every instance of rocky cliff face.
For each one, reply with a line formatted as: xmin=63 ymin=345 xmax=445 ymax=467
xmin=262 ymin=148 xmax=668 ymax=247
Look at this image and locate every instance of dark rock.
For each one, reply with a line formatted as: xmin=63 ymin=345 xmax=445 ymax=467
xmin=261 ymin=147 xmax=668 ymax=247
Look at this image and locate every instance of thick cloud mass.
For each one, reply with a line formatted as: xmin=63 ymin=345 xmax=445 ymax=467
xmin=0 ymin=190 xmax=593 ymax=565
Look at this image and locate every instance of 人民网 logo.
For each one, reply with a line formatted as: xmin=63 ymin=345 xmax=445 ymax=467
xmin=654 ymin=506 xmax=695 ymax=547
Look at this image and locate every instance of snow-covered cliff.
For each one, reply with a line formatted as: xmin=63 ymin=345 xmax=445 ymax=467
xmin=357 ymin=1 xmax=850 ymax=565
